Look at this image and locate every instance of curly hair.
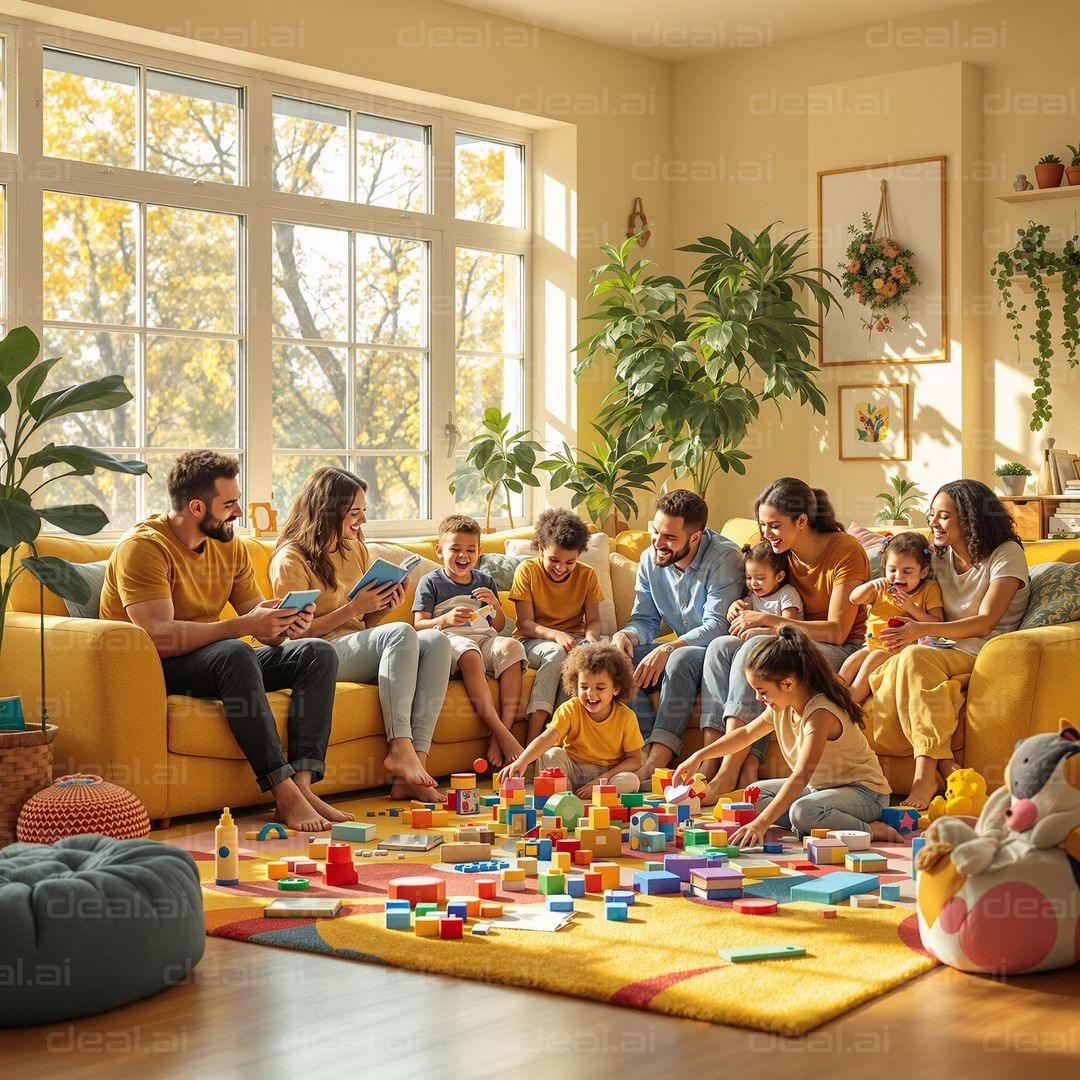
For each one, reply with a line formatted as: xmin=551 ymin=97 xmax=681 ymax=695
xmin=655 ymin=489 xmax=708 ymax=533
xmin=755 ymin=477 xmax=843 ymax=534
xmin=932 ymin=480 xmax=1021 ymax=566
xmin=535 ymin=508 xmax=591 ymax=553
xmin=561 ymin=643 xmax=636 ymax=701
xmin=741 ymin=540 xmax=789 ymax=580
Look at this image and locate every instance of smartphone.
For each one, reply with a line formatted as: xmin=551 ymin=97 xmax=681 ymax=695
xmin=278 ymin=589 xmax=320 ymax=612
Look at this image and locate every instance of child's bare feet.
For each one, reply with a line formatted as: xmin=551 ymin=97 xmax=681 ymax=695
xmin=869 ymin=820 xmax=904 ymax=843
xmin=272 ymin=781 xmax=332 ymax=832
xmin=390 ymin=780 xmax=447 ymax=803
xmin=295 ymin=782 xmax=354 ymax=823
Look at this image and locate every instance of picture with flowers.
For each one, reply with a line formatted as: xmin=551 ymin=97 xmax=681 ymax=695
xmin=839 ymin=210 xmax=922 ymax=336
xmin=855 ymin=399 xmax=890 ymax=443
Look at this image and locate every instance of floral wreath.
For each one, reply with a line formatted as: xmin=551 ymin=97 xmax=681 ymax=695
xmin=838 ymin=181 xmax=921 ymax=336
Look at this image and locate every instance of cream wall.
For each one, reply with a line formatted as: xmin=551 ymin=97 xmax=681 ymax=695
xmin=672 ymin=0 xmax=1079 ymax=522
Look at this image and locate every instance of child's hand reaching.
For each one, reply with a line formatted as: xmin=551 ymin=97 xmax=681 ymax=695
xmin=729 ymin=817 xmax=771 ymax=849
xmin=497 ymin=758 xmax=526 ymax=786
xmin=888 ymin=584 xmax=918 ymax=615
xmin=672 ymin=752 xmax=704 ymax=786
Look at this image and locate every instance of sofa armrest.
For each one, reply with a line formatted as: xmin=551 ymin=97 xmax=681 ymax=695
xmin=965 ymin=622 xmax=1080 ymax=786
xmin=2 ymin=613 xmax=170 ymax=820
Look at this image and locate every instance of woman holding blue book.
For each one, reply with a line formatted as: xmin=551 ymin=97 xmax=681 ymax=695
xmin=269 ymin=467 xmax=451 ymax=800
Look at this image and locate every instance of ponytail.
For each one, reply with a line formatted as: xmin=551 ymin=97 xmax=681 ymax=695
xmin=755 ymin=477 xmax=843 ymax=535
xmin=745 ymin=625 xmax=865 ymax=729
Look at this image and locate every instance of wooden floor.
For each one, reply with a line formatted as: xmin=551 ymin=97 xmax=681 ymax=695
xmin=3 ymin=934 xmax=1079 ymax=1077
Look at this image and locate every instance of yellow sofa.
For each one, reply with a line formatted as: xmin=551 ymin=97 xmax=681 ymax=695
xmin=4 ymin=519 xmax=1078 ymax=823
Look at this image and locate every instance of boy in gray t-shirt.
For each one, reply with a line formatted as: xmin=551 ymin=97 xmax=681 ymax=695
xmin=413 ymin=516 xmax=526 ymax=767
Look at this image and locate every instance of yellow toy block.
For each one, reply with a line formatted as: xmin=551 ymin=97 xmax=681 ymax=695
xmin=517 ymin=857 xmax=538 ymax=876
xmin=553 ymin=851 xmax=571 ymax=872
xmin=307 ymin=840 xmax=329 ymax=860
xmin=592 ymin=862 xmax=621 ymax=890
xmin=430 ymin=810 xmax=450 ymax=828
xmin=591 ymin=786 xmax=619 ymax=808
xmin=576 ymin=825 xmax=622 ymax=857
xmin=506 ymin=788 xmax=526 ymax=806
xmin=502 ymin=867 xmax=525 ymax=882
xmin=588 ymin=806 xmax=611 ymax=829
xmin=735 ymin=860 xmax=782 ymax=878
xmin=415 ymin=916 xmax=442 ymax=937
xmin=267 ymin=861 xmax=290 ymax=880
xmin=651 ymin=768 xmax=673 ymax=795
xmin=810 ymin=828 xmax=830 ymax=839
xmin=450 ymin=773 xmax=477 ymax=790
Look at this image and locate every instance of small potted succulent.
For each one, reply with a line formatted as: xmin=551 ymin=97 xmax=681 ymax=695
xmin=993 ymin=461 xmax=1032 ymax=496
xmin=1035 ymin=153 xmax=1065 ymax=189
xmin=1067 ymin=144 xmax=1080 ymax=187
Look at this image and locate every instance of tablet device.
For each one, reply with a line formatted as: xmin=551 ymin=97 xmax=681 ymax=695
xmin=279 ymin=589 xmax=320 ymax=612
xmin=347 ymin=555 xmax=421 ymax=600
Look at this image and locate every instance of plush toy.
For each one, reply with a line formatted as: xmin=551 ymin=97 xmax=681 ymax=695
xmin=916 ymin=720 xmax=1080 ymax=974
xmin=927 ymin=767 xmax=988 ymax=821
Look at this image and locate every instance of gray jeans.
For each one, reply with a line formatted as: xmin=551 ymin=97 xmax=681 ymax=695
xmin=521 ymin=638 xmax=570 ymax=716
xmin=331 ymin=623 xmax=451 ymax=753
xmin=753 ymin=778 xmax=889 ymax=837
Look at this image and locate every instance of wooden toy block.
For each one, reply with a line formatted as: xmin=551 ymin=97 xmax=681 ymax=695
xmin=682 ymin=828 xmax=711 ymax=847
xmin=456 ymin=827 xmax=495 ymax=844
xmin=762 ymin=842 xmax=783 ymax=855
xmin=733 ymin=897 xmax=778 ymax=916
xmin=592 ymin=784 xmax=618 ymax=807
xmin=445 ymin=790 xmax=458 ymax=812
xmin=828 ymin=829 xmax=871 ymax=850
xmin=501 ymin=876 xmax=526 ymax=892
xmin=326 ymin=842 xmax=355 ymax=864
xmin=502 ymin=776 xmax=526 ymax=791
xmin=386 ymin=910 xmax=412 ymax=929
xmin=606 ymin=902 xmax=629 ymax=921
xmin=810 ymin=828 xmax=830 ymax=839
xmin=501 ymin=867 xmax=526 ymax=883
xmin=604 ymin=888 xmax=635 ymax=906
xmin=572 ymin=849 xmax=593 ymax=867
xmin=732 ymin=859 xmax=782 ymax=878
xmin=385 ymin=899 xmax=411 ymax=910
xmin=576 ymin=825 xmax=623 ymax=857
xmin=430 ymin=810 xmax=451 ymax=828
xmin=479 ymin=902 xmax=503 ymax=918
xmin=476 ymin=878 xmax=498 ymax=899
xmin=538 ymin=871 xmax=565 ymax=895
xmin=307 ymin=839 xmax=330 ymax=860
xmin=517 ymin=857 xmax=538 ymax=877
xmin=415 ymin=916 xmax=442 ymax=937
xmin=440 ymin=917 xmax=465 ymax=939
xmin=719 ymin=945 xmax=805 ymax=963
xmin=850 ymin=894 xmax=880 ymax=908
xmin=629 ymin=830 xmax=667 ymax=853
xmin=446 ymin=901 xmax=470 ymax=921
xmin=267 ymin=861 xmax=291 ymax=880
xmin=663 ymin=854 xmax=710 ymax=882
xmin=284 ymin=858 xmax=318 ymax=875
xmin=650 ymin=768 xmax=673 ymax=795
xmin=480 ymin=795 xmax=500 ymax=807
xmin=880 ymin=806 xmax=920 ymax=834
xmin=553 ymin=851 xmax=572 ymax=873
xmin=820 ymin=907 xmax=838 ymax=919
xmin=331 ymin=821 xmax=377 ymax=843
xmin=410 ymin=809 xmax=433 ymax=828
xmin=543 ymin=792 xmax=584 ymax=829
xmin=502 ymin=787 xmax=527 ymax=806
xmin=566 ymin=876 xmax=586 ymax=897
xmin=718 ymin=807 xmax=756 ymax=827
xmin=632 ymin=870 xmax=682 ymax=895
xmin=583 ymin=871 xmax=602 ymax=892
xmin=845 ymin=852 xmax=887 ymax=873
xmin=439 ymin=842 xmax=491 ymax=864
xmin=554 ymin=839 xmax=581 ymax=855
xmin=587 ymin=806 xmax=611 ymax=829
xmin=446 ymin=895 xmax=483 ymax=918
xmin=620 ymin=793 xmax=645 ymax=808
xmin=911 ymin=836 xmax=926 ymax=879
xmin=643 ymin=861 xmax=664 ymax=872
xmin=630 ymin=811 xmax=661 ymax=833
xmin=415 ymin=903 xmax=438 ymax=916
xmin=324 ymin=860 xmax=359 ymax=886
xmin=790 ymin=872 xmax=879 ymax=905
xmin=879 ymin=883 xmax=902 ymax=901
xmin=457 ymin=788 xmax=480 ymax=815
xmin=389 ymin=875 xmax=447 ymax=905
xmin=548 ymin=896 xmax=574 ymax=912
xmin=277 ymin=878 xmax=310 ymax=891
xmin=451 ymin=773 xmax=478 ymax=790
xmin=245 ymin=823 xmax=296 ymax=840
xmin=592 ymin=863 xmax=621 ymax=890
xmin=807 ymin=841 xmax=847 ymax=866
xmin=471 ymin=924 xmax=490 ymax=936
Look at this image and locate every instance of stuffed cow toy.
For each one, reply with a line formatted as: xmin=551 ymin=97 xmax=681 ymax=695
xmin=916 ymin=720 xmax=1080 ymax=974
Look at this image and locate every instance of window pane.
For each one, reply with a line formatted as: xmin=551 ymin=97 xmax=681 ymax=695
xmin=354 ymin=350 xmax=422 ymax=449
xmin=43 ymin=192 xmax=137 ymax=325
xmin=147 ymin=70 xmax=240 ymax=184
xmin=356 ymin=114 xmax=429 ymax=212
xmin=43 ymin=49 xmax=137 ymax=168
xmin=455 ymin=133 xmax=524 ymax=227
xmin=0 ymin=41 xmax=6 ymax=154
xmin=0 ymin=187 xmax=5 ymax=317
xmin=351 ymin=453 xmax=421 ymax=521
xmin=454 ymin=355 xmax=522 ymax=442
xmin=272 ymin=223 xmax=348 ymax=341
xmin=44 ymin=467 xmax=136 ymax=534
xmin=273 ymin=343 xmax=346 ymax=449
xmin=273 ymin=454 xmax=347 ymax=516
xmin=146 ymin=336 xmax=237 ymax=447
xmin=355 ymin=234 xmax=427 ymax=346
xmin=272 ymin=96 xmax=348 ymax=200
xmin=41 ymin=329 xmax=137 ymax=448
xmin=455 ymin=248 xmax=522 ymax=353
xmin=147 ymin=205 xmax=239 ymax=333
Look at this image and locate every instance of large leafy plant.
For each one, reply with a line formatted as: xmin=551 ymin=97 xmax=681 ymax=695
xmin=448 ymin=407 xmax=544 ymax=531
xmin=576 ymin=227 xmax=841 ymax=494
xmin=0 ymin=326 xmax=147 ymax=728
xmin=539 ymin=429 xmax=665 ymax=535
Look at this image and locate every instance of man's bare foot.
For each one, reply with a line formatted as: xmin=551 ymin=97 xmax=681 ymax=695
xmin=869 ymin=820 xmax=904 ymax=843
xmin=633 ymin=745 xmax=673 ymax=785
xmin=390 ymin=780 xmax=447 ymax=803
xmin=905 ymin=775 xmax=940 ymax=812
xmin=383 ymin=739 xmax=436 ymax=788
xmin=737 ymin=756 xmax=759 ymax=790
xmin=272 ymin=782 xmax=332 ymax=832
xmin=296 ymin=785 xmax=354 ymax=823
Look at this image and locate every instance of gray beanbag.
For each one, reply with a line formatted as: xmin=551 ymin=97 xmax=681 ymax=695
xmin=0 ymin=835 xmax=205 ymax=1027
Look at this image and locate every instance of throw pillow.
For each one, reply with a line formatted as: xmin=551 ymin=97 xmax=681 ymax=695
xmin=477 ymin=553 xmax=531 ymax=592
xmin=61 ymin=561 xmax=108 ymax=620
xmin=1019 ymin=562 xmax=1080 ymax=629
xmin=847 ymin=522 xmax=888 ymax=577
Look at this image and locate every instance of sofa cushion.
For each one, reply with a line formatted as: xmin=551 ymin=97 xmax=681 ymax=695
xmin=60 ymin=559 xmax=108 ymax=619
xmin=1020 ymin=562 xmax=1080 ymax=629
xmin=478 ymin=552 xmax=531 ymax=591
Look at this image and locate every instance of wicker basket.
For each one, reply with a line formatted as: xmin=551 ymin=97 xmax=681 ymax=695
xmin=0 ymin=724 xmax=57 ymax=848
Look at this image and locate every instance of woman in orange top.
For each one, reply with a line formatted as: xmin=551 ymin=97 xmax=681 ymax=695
xmin=699 ymin=477 xmax=870 ymax=801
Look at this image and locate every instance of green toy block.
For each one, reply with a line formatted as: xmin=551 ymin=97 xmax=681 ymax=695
xmin=542 ymin=792 xmax=584 ymax=830
xmin=538 ymin=871 xmax=565 ymax=895
xmin=330 ymin=821 xmax=377 ymax=842
xmin=719 ymin=944 xmax=806 ymax=963
xmin=619 ymin=793 xmax=645 ymax=808
xmin=682 ymin=829 xmax=711 ymax=846
xmin=415 ymin=902 xmax=439 ymax=916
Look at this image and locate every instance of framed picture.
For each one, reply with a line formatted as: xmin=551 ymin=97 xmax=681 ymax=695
xmin=838 ymin=384 xmax=911 ymax=461
xmin=817 ymin=156 xmax=947 ymax=365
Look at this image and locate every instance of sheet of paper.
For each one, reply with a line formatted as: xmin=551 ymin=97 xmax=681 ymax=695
xmin=485 ymin=907 xmax=575 ymax=932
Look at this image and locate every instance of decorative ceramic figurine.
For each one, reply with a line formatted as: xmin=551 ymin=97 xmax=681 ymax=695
xmin=1014 ymin=173 xmax=1034 ymax=191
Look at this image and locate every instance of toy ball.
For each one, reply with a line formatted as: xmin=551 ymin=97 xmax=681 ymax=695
xmin=472 ymin=758 xmax=489 ymax=774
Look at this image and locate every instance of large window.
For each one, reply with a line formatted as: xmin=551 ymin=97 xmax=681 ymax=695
xmin=2 ymin=28 xmax=530 ymax=532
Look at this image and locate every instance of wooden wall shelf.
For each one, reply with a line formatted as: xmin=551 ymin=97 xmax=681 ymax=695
xmin=998 ymin=185 xmax=1080 ymax=205
xmin=1000 ymin=494 xmax=1080 ymax=540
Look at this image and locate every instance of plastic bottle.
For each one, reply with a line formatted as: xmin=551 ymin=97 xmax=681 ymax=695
xmin=215 ymin=806 xmax=239 ymax=885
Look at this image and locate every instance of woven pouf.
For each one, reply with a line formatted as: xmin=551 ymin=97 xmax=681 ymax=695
xmin=17 ymin=774 xmax=150 ymax=845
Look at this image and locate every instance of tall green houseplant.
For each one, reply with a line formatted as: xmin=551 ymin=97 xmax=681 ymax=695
xmin=576 ymin=226 xmax=842 ymax=494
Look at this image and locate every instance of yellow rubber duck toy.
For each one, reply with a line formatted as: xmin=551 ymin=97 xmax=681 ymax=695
xmin=927 ymin=768 xmax=988 ymax=820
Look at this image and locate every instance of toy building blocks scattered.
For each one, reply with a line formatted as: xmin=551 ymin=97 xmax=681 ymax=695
xmin=591 ymin=863 xmax=622 ymax=890
xmin=415 ymin=915 xmax=442 ymax=937
xmin=501 ymin=867 xmax=526 ymax=891
xmin=471 ymin=923 xmax=490 ymax=935
xmin=850 ymin=894 xmax=880 ymax=908
xmin=331 ymin=821 xmax=376 ymax=843
xmin=650 ymin=768 xmax=673 ymax=795
xmin=534 ymin=768 xmax=568 ymax=799
xmin=456 ymin=826 xmax=495 ymax=845
xmin=632 ymin=870 xmax=682 ymax=895
xmin=440 ymin=917 xmax=465 ymax=940
xmin=446 ymin=901 xmax=470 ymax=921
xmin=544 ymin=792 xmax=584 ymax=830
xmin=277 ymin=877 xmax=310 ymax=891
xmin=267 ymin=861 xmax=291 ymax=880
xmin=879 ymin=883 xmax=902 ymax=901
xmin=476 ymin=878 xmax=498 ymax=899
xmin=732 ymin=859 xmax=782 ymax=878
xmin=605 ymin=889 xmax=635 ymax=906
xmin=763 ymin=842 xmax=784 ymax=855
xmin=284 ymin=858 xmax=318 ymax=875
xmin=911 ymin=836 xmax=926 ymax=879
xmin=845 ymin=852 xmax=888 ymax=873
xmin=577 ymin=825 xmax=623 ymax=857
xmin=440 ymin=842 xmax=492 ymax=864
xmin=472 ymin=757 xmax=489 ymax=774
xmin=790 ymin=872 xmax=879 ymax=905
xmin=245 ymin=823 xmax=296 ymax=840
xmin=806 ymin=838 xmax=847 ymax=866
xmin=538 ymin=871 xmax=565 ymax=895
xmin=389 ymin=875 xmax=447 ymax=905
xmin=385 ymin=909 xmax=412 ymax=930
xmin=479 ymin=903 xmax=503 ymax=919
xmin=606 ymin=902 xmax=629 ymax=921
xmin=566 ymin=877 xmax=586 ymax=898
xmin=880 ymin=806 xmax=920 ymax=835
xmin=828 ymin=829 xmax=871 ymax=850
xmin=307 ymin=839 xmax=329 ymax=860
xmin=820 ymin=907 xmax=838 ymax=919
xmin=548 ymin=896 xmax=575 ymax=912
xmin=689 ymin=866 xmax=744 ymax=900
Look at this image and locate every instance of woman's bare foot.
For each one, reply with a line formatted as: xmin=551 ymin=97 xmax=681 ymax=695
xmin=633 ymin=744 xmax=672 ymax=785
xmin=485 ymin=735 xmax=506 ymax=769
xmin=296 ymin=785 xmax=354 ymax=823
xmin=869 ymin=820 xmax=904 ymax=843
xmin=494 ymin=728 xmax=524 ymax=764
xmin=936 ymin=758 xmax=961 ymax=782
xmin=384 ymin=738 xmax=436 ymax=788
xmin=271 ymin=780 xmax=332 ymax=832
xmin=390 ymin=780 xmax=447 ymax=803
xmin=905 ymin=775 xmax=940 ymax=812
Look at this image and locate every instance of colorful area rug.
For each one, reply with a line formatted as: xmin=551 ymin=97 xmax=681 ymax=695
xmin=166 ymin=794 xmax=937 ymax=1035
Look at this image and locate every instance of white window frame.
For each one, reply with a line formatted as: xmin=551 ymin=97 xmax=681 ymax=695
xmin=1 ymin=18 xmax=532 ymax=536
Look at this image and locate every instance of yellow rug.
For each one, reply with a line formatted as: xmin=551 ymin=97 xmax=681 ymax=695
xmin=175 ymin=792 xmax=936 ymax=1035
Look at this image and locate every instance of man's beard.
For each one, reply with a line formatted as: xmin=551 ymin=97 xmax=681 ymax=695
xmin=199 ymin=513 xmax=235 ymax=543
xmin=654 ymin=539 xmax=692 ymax=566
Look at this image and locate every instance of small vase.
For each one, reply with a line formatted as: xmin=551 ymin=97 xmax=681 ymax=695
xmin=1014 ymin=174 xmax=1034 ymax=191
xmin=1035 ymin=162 xmax=1065 ymax=189
xmin=1001 ymin=475 xmax=1027 ymax=496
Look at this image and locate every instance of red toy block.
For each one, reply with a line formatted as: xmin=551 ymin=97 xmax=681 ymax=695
xmin=573 ymin=849 xmax=593 ymax=866
xmin=326 ymin=842 xmax=352 ymax=864
xmin=733 ymin=897 xmax=777 ymax=916
xmin=411 ymin=809 xmax=433 ymax=828
xmin=793 ymin=862 xmax=816 ymax=871
xmin=324 ymin=860 xmax=359 ymax=886
xmin=477 ymin=878 xmax=498 ymax=899
xmin=554 ymin=839 xmax=581 ymax=854
xmin=439 ymin=916 xmax=464 ymax=939
xmin=473 ymin=757 xmax=489 ymax=774
xmin=609 ymin=806 xmax=629 ymax=824
xmin=583 ymin=871 xmax=602 ymax=893
xmin=389 ymin=875 xmax=446 ymax=906
xmin=446 ymin=790 xmax=458 ymax=811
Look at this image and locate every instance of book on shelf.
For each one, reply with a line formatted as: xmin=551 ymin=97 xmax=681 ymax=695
xmin=1055 ymin=502 xmax=1080 ymax=513
xmin=1049 ymin=515 xmax=1080 ymax=534
xmin=1052 ymin=448 xmax=1078 ymax=495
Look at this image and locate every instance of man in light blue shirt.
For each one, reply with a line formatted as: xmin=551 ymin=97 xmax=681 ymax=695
xmin=611 ymin=490 xmax=744 ymax=783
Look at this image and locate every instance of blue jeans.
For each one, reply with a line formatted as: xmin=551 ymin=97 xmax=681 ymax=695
xmin=753 ymin=778 xmax=890 ymax=837
xmin=628 ymin=642 xmax=708 ymax=754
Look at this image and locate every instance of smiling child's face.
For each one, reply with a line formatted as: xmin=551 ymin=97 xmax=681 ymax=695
xmin=541 ymin=544 xmax=579 ymax=583
xmin=745 ymin=559 xmax=783 ymax=597
xmin=577 ymin=671 xmax=617 ymax=717
xmin=747 ymin=673 xmax=796 ymax=711
xmin=885 ymin=553 xmax=928 ymax=593
xmin=438 ymin=532 xmax=480 ymax=580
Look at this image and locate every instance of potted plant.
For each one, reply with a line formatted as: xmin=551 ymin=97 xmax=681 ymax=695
xmin=1067 ymin=144 xmax=1080 ymax=187
xmin=448 ymin=407 xmax=545 ymax=531
xmin=875 ymin=476 xmax=926 ymax=527
xmin=575 ymin=226 xmax=842 ymax=495
xmin=993 ymin=461 xmax=1032 ymax=496
xmin=0 ymin=326 xmax=146 ymax=844
xmin=538 ymin=429 xmax=665 ymax=535
xmin=1035 ymin=153 xmax=1065 ymax=189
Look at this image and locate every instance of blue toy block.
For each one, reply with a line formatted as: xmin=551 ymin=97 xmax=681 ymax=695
xmin=385 ymin=910 xmax=412 ymax=929
xmin=605 ymin=888 xmax=635 ymax=906
xmin=605 ymin=902 xmax=629 ymax=921
xmin=693 ymin=887 xmax=744 ymax=900
xmin=790 ymin=872 xmax=880 ymax=905
xmin=880 ymin=883 xmax=902 ymax=902
xmin=481 ymin=795 xmax=501 ymax=806
xmin=446 ymin=901 xmax=470 ymax=921
xmin=389 ymin=808 xmax=400 ymax=817
xmin=674 ymin=804 xmax=691 ymax=823
xmin=532 ymin=794 xmax=548 ymax=812
xmin=566 ymin=876 xmax=586 ymax=898
xmin=548 ymin=896 xmax=574 ymax=912
xmin=536 ymin=839 xmax=553 ymax=861
xmin=658 ymin=820 xmax=676 ymax=841
xmin=385 ymin=899 xmax=411 ymax=911
xmin=471 ymin=924 xmax=490 ymax=935
xmin=331 ymin=821 xmax=377 ymax=842
xmin=633 ymin=870 xmax=682 ymax=895
xmin=637 ymin=831 xmax=667 ymax=853
xmin=911 ymin=836 xmax=926 ymax=879
xmin=880 ymin=806 xmax=920 ymax=834
xmin=726 ymin=802 xmax=755 ymax=811
xmin=763 ymin=842 xmax=783 ymax=854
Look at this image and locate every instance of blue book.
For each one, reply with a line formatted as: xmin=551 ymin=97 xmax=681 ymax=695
xmin=0 ymin=696 xmax=25 ymax=733
xmin=348 ymin=555 xmax=421 ymax=600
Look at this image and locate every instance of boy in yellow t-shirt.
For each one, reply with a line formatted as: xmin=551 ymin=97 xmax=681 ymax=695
xmin=509 ymin=509 xmax=604 ymax=742
xmin=498 ymin=644 xmax=642 ymax=797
